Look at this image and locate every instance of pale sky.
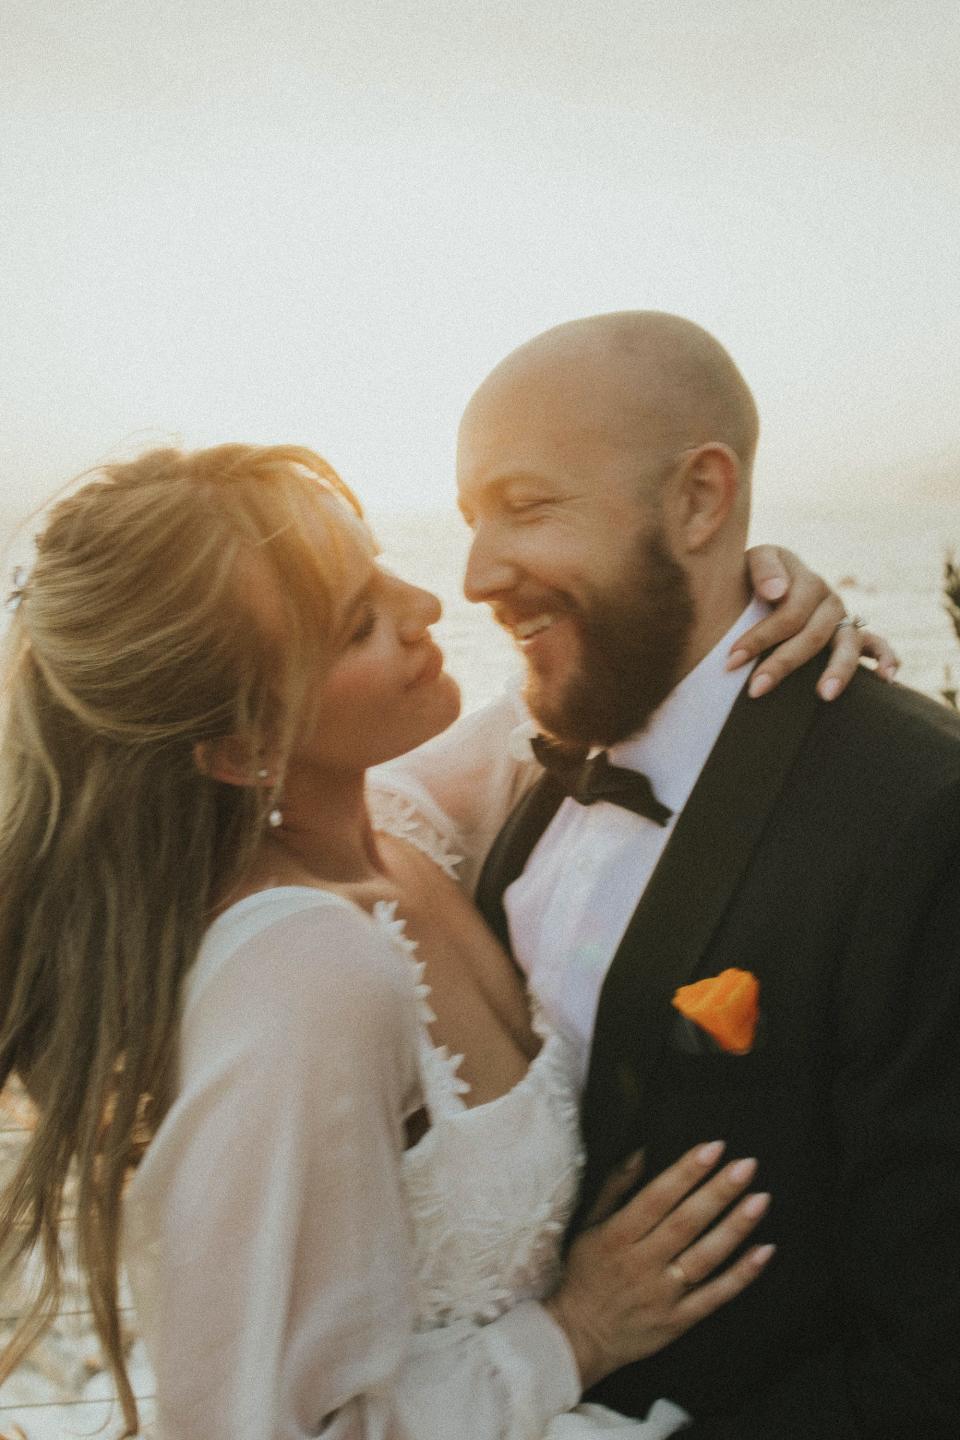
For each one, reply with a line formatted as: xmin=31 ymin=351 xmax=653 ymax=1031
xmin=2 ymin=0 xmax=959 ymax=521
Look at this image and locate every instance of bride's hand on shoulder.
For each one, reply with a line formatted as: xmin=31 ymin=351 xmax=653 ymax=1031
xmin=543 ymin=1141 xmax=774 ymax=1391
xmin=738 ymin=545 xmax=899 ymax=701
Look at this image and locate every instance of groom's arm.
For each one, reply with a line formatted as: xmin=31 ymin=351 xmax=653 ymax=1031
xmin=684 ymin=779 xmax=960 ymax=1439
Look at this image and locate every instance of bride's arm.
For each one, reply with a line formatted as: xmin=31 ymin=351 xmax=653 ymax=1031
xmin=130 ymin=900 xmax=579 ymax=1439
xmin=369 ymin=682 xmax=537 ymax=895
xmin=128 ymin=901 xmax=423 ymax=1437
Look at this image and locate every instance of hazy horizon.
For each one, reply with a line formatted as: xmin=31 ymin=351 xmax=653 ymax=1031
xmin=3 ymin=1 xmax=959 ymax=519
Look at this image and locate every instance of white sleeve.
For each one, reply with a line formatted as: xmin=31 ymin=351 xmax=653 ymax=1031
xmin=127 ymin=900 xmax=580 ymax=1440
xmin=369 ymin=686 xmax=541 ymax=895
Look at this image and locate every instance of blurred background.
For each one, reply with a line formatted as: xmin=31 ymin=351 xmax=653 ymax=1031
xmin=1 ymin=2 xmax=959 ymax=1427
xmin=3 ymin=0 xmax=959 ymax=711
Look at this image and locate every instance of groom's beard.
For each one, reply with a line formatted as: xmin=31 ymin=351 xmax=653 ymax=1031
xmin=527 ymin=528 xmax=696 ymax=748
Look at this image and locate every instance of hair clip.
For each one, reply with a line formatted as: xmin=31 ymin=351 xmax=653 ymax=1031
xmin=5 ymin=564 xmax=29 ymax=612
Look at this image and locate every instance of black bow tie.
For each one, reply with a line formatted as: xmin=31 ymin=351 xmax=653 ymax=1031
xmin=530 ymin=735 xmax=673 ymax=827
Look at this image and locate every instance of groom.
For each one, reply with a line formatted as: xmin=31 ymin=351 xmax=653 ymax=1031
xmin=397 ymin=312 xmax=960 ymax=1436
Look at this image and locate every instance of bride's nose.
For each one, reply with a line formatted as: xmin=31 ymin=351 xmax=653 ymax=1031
xmin=395 ymin=578 xmax=442 ymax=640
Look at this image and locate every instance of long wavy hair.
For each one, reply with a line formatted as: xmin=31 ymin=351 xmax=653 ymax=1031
xmin=0 ymin=443 xmax=370 ymax=1432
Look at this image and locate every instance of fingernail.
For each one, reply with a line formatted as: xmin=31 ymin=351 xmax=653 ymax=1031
xmin=742 ymin=1191 xmax=771 ymax=1218
xmin=819 ymin=677 xmax=841 ymax=701
xmin=760 ymin=578 xmax=787 ymax=600
xmin=750 ymin=1242 xmax=776 ymax=1268
xmin=726 ymin=648 xmax=749 ymax=671
xmin=748 ymin=672 xmax=773 ymax=699
xmin=728 ymin=1157 xmax=757 ymax=1185
xmin=695 ymin=1140 xmax=726 ymax=1167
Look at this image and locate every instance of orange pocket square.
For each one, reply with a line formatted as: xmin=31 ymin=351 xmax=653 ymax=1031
xmin=671 ymin=968 xmax=760 ymax=1054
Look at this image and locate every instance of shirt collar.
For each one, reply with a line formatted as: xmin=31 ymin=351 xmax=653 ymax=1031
xmin=607 ymin=599 xmax=770 ymax=816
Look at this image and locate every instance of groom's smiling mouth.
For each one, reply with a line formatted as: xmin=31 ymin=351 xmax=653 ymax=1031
xmin=493 ymin=602 xmax=582 ymax=668
xmin=513 ymin=614 xmax=556 ymax=643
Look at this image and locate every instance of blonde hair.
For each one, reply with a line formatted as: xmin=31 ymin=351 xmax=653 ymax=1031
xmin=0 ymin=443 xmax=370 ymax=1432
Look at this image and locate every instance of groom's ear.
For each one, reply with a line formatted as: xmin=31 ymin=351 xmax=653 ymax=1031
xmin=668 ymin=442 xmax=742 ymax=554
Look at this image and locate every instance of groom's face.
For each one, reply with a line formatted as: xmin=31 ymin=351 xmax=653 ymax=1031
xmin=457 ymin=370 xmax=695 ymax=746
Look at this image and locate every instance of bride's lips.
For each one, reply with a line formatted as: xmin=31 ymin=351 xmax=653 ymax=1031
xmin=406 ymin=642 xmax=445 ymax=689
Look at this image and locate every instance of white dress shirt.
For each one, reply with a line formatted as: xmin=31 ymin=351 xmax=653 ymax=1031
xmin=505 ymin=601 xmax=768 ymax=1084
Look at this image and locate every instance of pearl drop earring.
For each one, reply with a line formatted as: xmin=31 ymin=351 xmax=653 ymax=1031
xmin=268 ymin=806 xmax=283 ymax=829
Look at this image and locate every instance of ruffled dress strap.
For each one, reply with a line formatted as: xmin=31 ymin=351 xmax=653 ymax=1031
xmin=367 ymin=787 xmax=463 ymax=880
xmin=370 ymin=899 xmax=471 ymax=1123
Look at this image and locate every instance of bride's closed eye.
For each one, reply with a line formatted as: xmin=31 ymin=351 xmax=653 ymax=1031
xmin=348 ymin=603 xmax=377 ymax=645
xmin=349 ymin=604 xmax=377 ymax=644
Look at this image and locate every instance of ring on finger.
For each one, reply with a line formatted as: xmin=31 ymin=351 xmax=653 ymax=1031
xmin=834 ymin=613 xmax=867 ymax=633
xmin=667 ymin=1259 xmax=693 ymax=1290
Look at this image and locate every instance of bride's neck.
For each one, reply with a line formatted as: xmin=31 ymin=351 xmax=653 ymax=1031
xmin=260 ymin=765 xmax=384 ymax=884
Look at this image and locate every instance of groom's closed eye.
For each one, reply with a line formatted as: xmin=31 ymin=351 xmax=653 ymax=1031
xmin=505 ymin=496 xmax=551 ymax=518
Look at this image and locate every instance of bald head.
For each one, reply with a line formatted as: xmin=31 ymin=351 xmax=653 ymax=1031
xmin=463 ymin=310 xmax=759 ymax=498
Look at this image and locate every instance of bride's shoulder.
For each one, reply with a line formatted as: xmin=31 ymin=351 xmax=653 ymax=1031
xmin=189 ymin=883 xmax=419 ymax=1028
xmin=138 ymin=888 xmax=424 ymax=1201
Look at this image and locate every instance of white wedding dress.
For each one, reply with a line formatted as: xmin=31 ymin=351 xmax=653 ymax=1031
xmin=123 ymin=801 xmax=688 ymax=1439
xmin=378 ymin=797 xmax=690 ymax=1439
xmin=395 ymin=893 xmax=688 ymax=1438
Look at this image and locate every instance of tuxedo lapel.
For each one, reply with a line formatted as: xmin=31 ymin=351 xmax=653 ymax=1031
xmin=474 ymin=771 xmax=567 ymax=956
xmin=580 ymin=655 xmax=826 ymax=1178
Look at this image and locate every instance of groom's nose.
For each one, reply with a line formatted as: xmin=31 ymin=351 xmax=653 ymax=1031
xmin=463 ymin=519 xmax=516 ymax=602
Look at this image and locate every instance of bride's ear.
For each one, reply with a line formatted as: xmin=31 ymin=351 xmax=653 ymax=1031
xmin=193 ymin=737 xmax=263 ymax=788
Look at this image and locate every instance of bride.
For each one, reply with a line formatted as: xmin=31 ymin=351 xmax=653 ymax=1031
xmin=0 ymin=445 xmax=885 ymax=1437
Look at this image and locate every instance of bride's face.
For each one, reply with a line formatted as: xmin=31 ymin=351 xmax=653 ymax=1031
xmin=294 ymin=558 xmax=461 ymax=773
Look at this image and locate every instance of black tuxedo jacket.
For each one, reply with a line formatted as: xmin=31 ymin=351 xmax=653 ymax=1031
xmin=475 ymin=659 xmax=960 ymax=1438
